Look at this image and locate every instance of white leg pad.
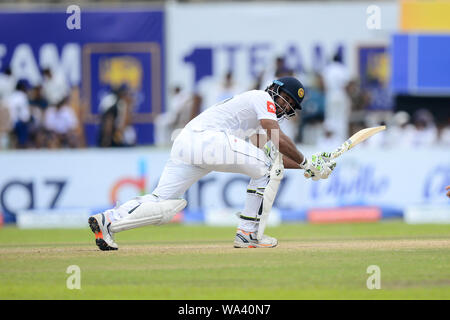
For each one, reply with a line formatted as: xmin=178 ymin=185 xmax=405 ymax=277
xmin=257 ymin=151 xmax=284 ymax=240
xmin=110 ymin=199 xmax=187 ymax=233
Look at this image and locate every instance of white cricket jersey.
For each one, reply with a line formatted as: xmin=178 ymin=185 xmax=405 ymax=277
xmin=185 ymin=90 xmax=277 ymax=139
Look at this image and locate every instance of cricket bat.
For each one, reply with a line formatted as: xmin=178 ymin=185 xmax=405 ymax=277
xmin=330 ymin=125 xmax=386 ymax=160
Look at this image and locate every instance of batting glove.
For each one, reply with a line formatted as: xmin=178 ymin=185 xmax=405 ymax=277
xmin=301 ymin=152 xmax=336 ymax=180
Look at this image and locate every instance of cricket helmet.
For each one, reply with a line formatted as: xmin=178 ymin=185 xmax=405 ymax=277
xmin=265 ymin=76 xmax=305 ymax=119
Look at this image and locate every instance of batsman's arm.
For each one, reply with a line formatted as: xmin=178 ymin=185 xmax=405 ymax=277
xmin=250 ymin=134 xmax=301 ymax=168
xmin=260 ymin=119 xmax=305 ymax=166
xmin=283 ymin=156 xmax=304 ymax=169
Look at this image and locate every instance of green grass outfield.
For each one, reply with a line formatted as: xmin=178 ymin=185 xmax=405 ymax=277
xmin=1 ymin=221 xmax=450 ymax=300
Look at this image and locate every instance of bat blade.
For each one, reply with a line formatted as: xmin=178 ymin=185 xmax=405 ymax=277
xmin=347 ymin=125 xmax=386 ymax=150
xmin=330 ymin=125 xmax=386 ymax=159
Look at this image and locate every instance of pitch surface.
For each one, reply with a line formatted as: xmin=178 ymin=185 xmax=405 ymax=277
xmin=1 ymin=222 xmax=450 ymax=299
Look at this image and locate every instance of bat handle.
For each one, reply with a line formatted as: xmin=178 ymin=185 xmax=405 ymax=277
xmin=330 ymin=140 xmax=351 ymax=160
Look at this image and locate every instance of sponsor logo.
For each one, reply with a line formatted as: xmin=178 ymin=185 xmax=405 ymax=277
xmin=109 ymin=158 xmax=147 ymax=204
xmin=267 ymin=101 xmax=276 ymax=113
xmin=423 ymin=165 xmax=450 ymax=200
xmin=100 ymin=56 xmax=143 ymax=92
xmin=310 ymin=164 xmax=389 ymax=199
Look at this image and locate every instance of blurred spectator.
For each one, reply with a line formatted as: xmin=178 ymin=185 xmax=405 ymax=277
xmin=28 ymin=85 xmax=49 ymax=148
xmin=4 ymin=79 xmax=31 ymax=148
xmin=190 ymin=92 xmax=203 ymax=122
xmin=347 ymin=78 xmax=370 ymax=126
xmin=212 ymin=71 xmax=241 ymax=103
xmin=296 ymin=72 xmax=325 ymax=144
xmin=363 ymin=120 xmax=387 ymax=148
xmin=0 ymin=67 xmax=14 ymax=148
xmin=260 ymin=56 xmax=291 ymax=90
xmin=322 ymin=51 xmax=352 ymax=142
xmin=29 ymin=85 xmax=48 ymax=111
xmin=385 ymin=111 xmax=413 ymax=148
xmin=97 ymin=85 xmax=136 ymax=147
xmin=44 ymin=96 xmax=80 ymax=148
xmin=155 ymin=86 xmax=189 ymax=146
xmin=439 ymin=125 xmax=450 ymax=147
xmin=274 ymin=56 xmax=292 ymax=78
xmin=119 ymin=86 xmax=137 ymax=147
xmin=0 ymin=66 xmax=16 ymax=101
xmin=251 ymin=71 xmax=265 ymax=91
xmin=411 ymin=109 xmax=438 ymax=147
xmin=155 ymin=86 xmax=202 ymax=146
xmin=316 ymin=121 xmax=342 ymax=151
xmin=0 ymin=102 xmax=11 ymax=149
xmin=41 ymin=68 xmax=70 ymax=106
xmin=438 ymin=123 xmax=450 ymax=146
xmin=361 ymin=109 xmax=439 ymax=149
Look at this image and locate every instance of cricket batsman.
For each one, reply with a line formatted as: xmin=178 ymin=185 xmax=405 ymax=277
xmin=88 ymin=76 xmax=336 ymax=250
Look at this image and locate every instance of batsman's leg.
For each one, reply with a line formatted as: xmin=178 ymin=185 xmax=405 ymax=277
xmin=109 ymin=198 xmax=187 ymax=233
xmin=171 ymin=129 xmax=282 ymax=248
xmin=234 ymin=173 xmax=280 ymax=248
xmin=88 ymin=212 xmax=118 ymax=251
xmin=110 ymin=158 xmax=209 ymax=233
xmin=89 ymin=157 xmax=209 ymax=251
xmin=256 ymin=149 xmax=283 ymax=240
xmin=232 ymin=140 xmax=284 ymax=248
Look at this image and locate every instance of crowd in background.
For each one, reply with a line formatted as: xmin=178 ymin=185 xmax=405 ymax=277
xmin=0 ymin=67 xmax=82 ymax=149
xmin=158 ymin=53 xmax=450 ymax=150
xmin=0 ymin=66 xmax=137 ymax=150
xmin=1 ymin=54 xmax=450 ymax=150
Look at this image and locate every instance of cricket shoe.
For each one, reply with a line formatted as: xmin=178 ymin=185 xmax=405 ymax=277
xmin=88 ymin=212 xmax=118 ymax=251
xmin=233 ymin=229 xmax=278 ymax=248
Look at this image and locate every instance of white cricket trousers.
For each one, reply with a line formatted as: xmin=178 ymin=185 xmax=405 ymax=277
xmin=152 ymin=128 xmax=271 ymax=198
xmin=143 ymin=128 xmax=273 ymax=231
